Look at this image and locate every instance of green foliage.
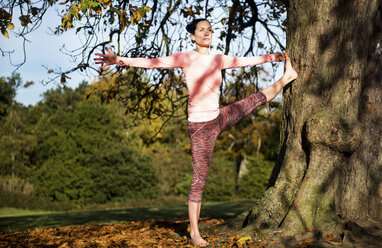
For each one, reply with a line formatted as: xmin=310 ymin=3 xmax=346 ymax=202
xmin=0 ymin=74 xmax=36 ymax=178
xmin=59 ymin=0 xmax=151 ymax=31
xmin=0 ymin=7 xmax=13 ymax=38
xmin=175 ymin=156 xmax=237 ymax=201
xmin=149 ymin=144 xmax=191 ymax=197
xmin=33 ymin=159 xmax=92 ymax=205
xmin=174 ymin=173 xmax=192 ymax=197
xmin=30 ymin=84 xmax=159 ymax=205
xmin=33 ymin=97 xmax=120 ymax=163
xmin=203 ymin=157 xmax=237 ymax=201
xmin=0 ymin=106 xmax=36 ymax=178
xmin=87 ymin=144 xmax=159 ymax=203
xmin=0 ymin=73 xmax=21 ymax=117
xmin=237 ymin=154 xmax=274 ymax=199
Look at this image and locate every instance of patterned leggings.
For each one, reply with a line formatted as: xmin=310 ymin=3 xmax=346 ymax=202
xmin=187 ymin=92 xmax=267 ymax=202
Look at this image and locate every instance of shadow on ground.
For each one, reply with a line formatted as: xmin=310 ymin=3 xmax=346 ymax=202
xmin=0 ymin=200 xmax=256 ymax=232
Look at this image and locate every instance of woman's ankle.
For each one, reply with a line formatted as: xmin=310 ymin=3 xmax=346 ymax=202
xmin=190 ymin=228 xmax=199 ymax=235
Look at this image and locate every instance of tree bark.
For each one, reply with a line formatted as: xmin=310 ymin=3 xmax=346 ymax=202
xmin=221 ymin=0 xmax=382 ymax=241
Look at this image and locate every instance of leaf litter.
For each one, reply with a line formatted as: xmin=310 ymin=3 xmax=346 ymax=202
xmin=0 ymin=216 xmax=348 ymax=247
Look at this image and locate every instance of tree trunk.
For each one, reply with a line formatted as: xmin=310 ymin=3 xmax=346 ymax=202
xmin=221 ymin=0 xmax=382 ymax=242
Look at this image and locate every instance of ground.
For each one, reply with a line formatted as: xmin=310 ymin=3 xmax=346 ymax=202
xmin=1 ymin=200 xmax=381 ymax=247
xmin=3 ymin=216 xmax=379 ymax=247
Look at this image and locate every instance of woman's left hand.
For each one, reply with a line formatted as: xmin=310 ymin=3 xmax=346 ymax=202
xmin=269 ymin=52 xmax=287 ymax=62
xmin=94 ymin=48 xmax=118 ymax=69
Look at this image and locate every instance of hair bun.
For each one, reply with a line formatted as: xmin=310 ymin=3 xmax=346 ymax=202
xmin=186 ymin=22 xmax=194 ymax=33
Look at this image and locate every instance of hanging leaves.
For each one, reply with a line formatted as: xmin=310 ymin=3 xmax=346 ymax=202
xmin=60 ymin=0 xmax=102 ymax=30
xmin=6 ymin=22 xmax=14 ymax=30
xmin=0 ymin=8 xmax=13 ymax=38
xmin=19 ymin=15 xmax=31 ymax=26
xmin=1 ymin=28 xmax=9 ymax=38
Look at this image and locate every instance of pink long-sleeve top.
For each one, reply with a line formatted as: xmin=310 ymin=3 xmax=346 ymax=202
xmin=117 ymin=51 xmax=272 ymax=122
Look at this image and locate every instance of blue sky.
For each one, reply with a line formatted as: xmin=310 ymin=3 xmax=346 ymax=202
xmin=0 ymin=8 xmax=92 ymax=106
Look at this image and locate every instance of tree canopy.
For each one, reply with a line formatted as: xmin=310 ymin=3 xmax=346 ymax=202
xmin=1 ymin=1 xmax=287 ymax=122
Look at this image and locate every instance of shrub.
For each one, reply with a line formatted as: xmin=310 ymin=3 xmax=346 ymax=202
xmin=32 ymin=159 xmax=92 ymax=206
xmin=203 ymin=157 xmax=236 ymax=201
xmin=87 ymin=144 xmax=159 ymax=204
xmin=32 ymin=144 xmax=159 ymax=205
xmin=237 ymin=154 xmax=274 ymax=198
xmin=175 ymin=156 xmax=236 ymax=201
xmin=150 ymin=144 xmax=191 ymax=196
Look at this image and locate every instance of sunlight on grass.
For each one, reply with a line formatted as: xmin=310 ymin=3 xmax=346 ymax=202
xmin=0 ymin=208 xmax=56 ymax=217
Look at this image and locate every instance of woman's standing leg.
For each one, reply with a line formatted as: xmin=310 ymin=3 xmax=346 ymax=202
xmin=186 ymin=93 xmax=265 ymax=247
xmin=187 ymin=119 xmax=219 ymax=246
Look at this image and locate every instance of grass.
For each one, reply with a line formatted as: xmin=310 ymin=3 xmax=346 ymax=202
xmin=0 ymin=200 xmax=256 ymax=233
xmin=0 ymin=208 xmax=55 ymax=217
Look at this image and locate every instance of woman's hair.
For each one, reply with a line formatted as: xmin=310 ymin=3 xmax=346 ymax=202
xmin=186 ymin=18 xmax=209 ymax=34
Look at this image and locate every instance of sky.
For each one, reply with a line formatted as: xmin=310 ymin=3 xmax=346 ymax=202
xmin=0 ymin=4 xmax=285 ymax=106
xmin=0 ymin=7 xmax=93 ymax=106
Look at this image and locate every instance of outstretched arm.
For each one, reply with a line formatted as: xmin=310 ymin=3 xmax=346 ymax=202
xmin=94 ymin=48 xmax=185 ymax=69
xmin=221 ymin=52 xmax=286 ymax=69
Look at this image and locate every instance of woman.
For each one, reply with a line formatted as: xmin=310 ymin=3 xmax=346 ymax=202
xmin=95 ymin=18 xmax=297 ymax=247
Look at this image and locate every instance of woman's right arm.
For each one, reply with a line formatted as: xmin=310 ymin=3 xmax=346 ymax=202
xmin=221 ymin=52 xmax=286 ymax=69
xmin=94 ymin=48 xmax=184 ymax=69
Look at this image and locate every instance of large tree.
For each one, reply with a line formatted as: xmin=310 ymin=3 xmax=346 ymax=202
xmin=221 ymin=0 xmax=382 ymax=244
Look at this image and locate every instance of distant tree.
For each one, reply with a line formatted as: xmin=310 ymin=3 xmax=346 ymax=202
xmin=0 ymin=74 xmax=35 ymax=178
xmin=32 ymin=86 xmax=159 ymax=204
xmin=0 ymin=73 xmax=25 ymax=117
xmin=0 ymin=106 xmax=36 ymax=178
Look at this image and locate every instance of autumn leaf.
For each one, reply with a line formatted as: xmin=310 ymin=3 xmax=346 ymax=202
xmin=1 ymin=28 xmax=9 ymax=38
xmin=7 ymin=22 xmax=15 ymax=30
xmin=237 ymin=235 xmax=252 ymax=244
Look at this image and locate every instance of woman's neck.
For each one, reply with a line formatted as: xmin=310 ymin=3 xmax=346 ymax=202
xmin=195 ymin=46 xmax=210 ymax=55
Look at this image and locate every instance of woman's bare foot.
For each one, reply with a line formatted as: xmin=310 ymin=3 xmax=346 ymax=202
xmin=259 ymin=53 xmax=297 ymax=102
xmin=283 ymin=53 xmax=298 ymax=83
xmin=190 ymin=231 xmax=209 ymax=247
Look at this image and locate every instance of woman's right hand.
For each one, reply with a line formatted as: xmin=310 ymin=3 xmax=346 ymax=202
xmin=94 ymin=48 xmax=118 ymax=69
xmin=269 ymin=52 xmax=286 ymax=62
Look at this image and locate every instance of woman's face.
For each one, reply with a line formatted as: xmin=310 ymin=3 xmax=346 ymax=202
xmin=191 ymin=21 xmax=212 ymax=47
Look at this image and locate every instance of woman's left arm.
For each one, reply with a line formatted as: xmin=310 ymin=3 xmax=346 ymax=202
xmin=94 ymin=48 xmax=185 ymax=69
xmin=221 ymin=52 xmax=285 ymax=69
